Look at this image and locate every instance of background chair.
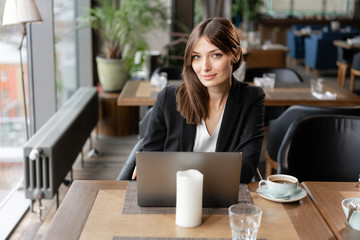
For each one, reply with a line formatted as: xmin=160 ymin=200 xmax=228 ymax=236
xmin=349 ymin=51 xmax=360 ymax=93
xmin=304 ymin=29 xmax=358 ymax=77
xmin=277 ymin=115 xmax=360 ymax=182
xmin=116 ymin=138 xmax=143 ymax=180
xmin=335 ymin=46 xmax=356 ymax=87
xmin=116 ymin=107 xmax=153 ymax=180
xmin=151 ymin=66 xmax=183 ymax=80
xmin=244 ymin=67 xmax=303 ymax=83
xmin=286 ymin=24 xmax=324 ymax=65
xmin=139 ymin=107 xmax=153 ymax=139
xmin=286 ymin=26 xmax=306 ymax=64
xmin=265 ymin=105 xmax=360 ymax=178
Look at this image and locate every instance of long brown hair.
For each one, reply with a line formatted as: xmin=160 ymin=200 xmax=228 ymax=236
xmin=176 ymin=17 xmax=242 ymax=125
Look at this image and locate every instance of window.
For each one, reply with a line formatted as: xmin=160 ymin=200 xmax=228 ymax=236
xmin=0 ymin=0 xmax=28 ymax=198
xmin=0 ymin=0 xmax=92 ymax=238
xmin=54 ymin=0 xmax=78 ymax=108
xmin=267 ymin=0 xmax=355 ymax=18
xmin=0 ymin=0 xmax=29 ymax=238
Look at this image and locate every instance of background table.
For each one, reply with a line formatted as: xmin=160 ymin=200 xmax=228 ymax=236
xmin=98 ymin=90 xmax=139 ymax=136
xmin=118 ymin=80 xmax=360 ymax=107
xmin=333 ymin=40 xmax=360 ymax=51
xmin=43 ymin=180 xmax=334 ymax=240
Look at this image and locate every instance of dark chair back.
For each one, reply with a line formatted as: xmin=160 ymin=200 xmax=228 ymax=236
xmin=267 ymin=105 xmax=360 ymax=164
xmin=277 ymin=115 xmax=360 ymax=182
xmin=139 ymin=107 xmax=153 ymax=139
xmin=116 ymin=108 xmax=154 ymax=180
xmin=116 ymin=138 xmax=144 ymax=180
xmin=244 ymin=67 xmax=303 ymax=83
xmin=152 ymin=66 xmax=183 ymax=80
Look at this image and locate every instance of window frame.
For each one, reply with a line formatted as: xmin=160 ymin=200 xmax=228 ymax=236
xmin=28 ymin=0 xmax=92 ymax=134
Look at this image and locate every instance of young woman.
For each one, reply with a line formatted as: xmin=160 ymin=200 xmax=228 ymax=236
xmin=139 ymin=17 xmax=265 ymax=183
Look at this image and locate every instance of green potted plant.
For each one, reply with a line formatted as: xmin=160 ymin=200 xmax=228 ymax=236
xmin=78 ymin=0 xmax=168 ymax=91
xmin=233 ymin=0 xmax=264 ymax=32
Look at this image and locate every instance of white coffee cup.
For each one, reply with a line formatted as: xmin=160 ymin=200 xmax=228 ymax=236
xmin=258 ymin=174 xmax=298 ymax=197
xmin=342 ymin=198 xmax=360 ymax=231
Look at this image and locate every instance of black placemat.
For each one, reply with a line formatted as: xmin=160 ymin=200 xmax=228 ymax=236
xmin=113 ymin=237 xmax=231 ymax=240
xmin=122 ymin=181 xmax=253 ymax=215
xmin=113 ymin=237 xmax=266 ymax=240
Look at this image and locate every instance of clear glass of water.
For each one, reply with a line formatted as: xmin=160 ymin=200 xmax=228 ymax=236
xmin=310 ymin=78 xmax=324 ymax=94
xmin=262 ymin=73 xmax=276 ymax=89
xmin=228 ymin=203 xmax=262 ymax=240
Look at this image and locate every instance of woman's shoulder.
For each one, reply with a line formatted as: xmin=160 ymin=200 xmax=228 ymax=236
xmin=232 ymin=79 xmax=265 ymax=97
xmin=157 ymin=85 xmax=178 ymax=100
xmin=155 ymin=85 xmax=178 ymax=109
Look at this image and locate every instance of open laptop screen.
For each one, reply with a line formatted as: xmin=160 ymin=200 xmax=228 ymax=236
xmin=136 ymin=151 xmax=242 ymax=207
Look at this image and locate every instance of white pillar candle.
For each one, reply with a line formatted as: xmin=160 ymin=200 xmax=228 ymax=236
xmin=175 ymin=169 xmax=203 ymax=228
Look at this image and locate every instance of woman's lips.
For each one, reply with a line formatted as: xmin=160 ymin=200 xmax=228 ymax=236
xmin=202 ymin=74 xmax=216 ymax=80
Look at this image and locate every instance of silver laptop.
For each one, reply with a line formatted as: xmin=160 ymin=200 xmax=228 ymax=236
xmin=136 ymin=152 xmax=242 ymax=207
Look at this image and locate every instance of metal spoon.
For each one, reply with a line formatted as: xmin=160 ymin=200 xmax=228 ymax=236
xmin=347 ymin=201 xmax=357 ymax=224
xmin=247 ymin=189 xmax=292 ymax=200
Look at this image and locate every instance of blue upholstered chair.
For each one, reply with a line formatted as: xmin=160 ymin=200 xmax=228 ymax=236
xmin=304 ymin=28 xmax=359 ymax=75
xmin=286 ymin=26 xmax=305 ymax=60
xmin=286 ymin=25 xmax=324 ymax=64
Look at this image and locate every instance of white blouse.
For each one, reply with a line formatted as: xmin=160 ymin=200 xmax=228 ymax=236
xmin=193 ymin=109 xmax=225 ymax=152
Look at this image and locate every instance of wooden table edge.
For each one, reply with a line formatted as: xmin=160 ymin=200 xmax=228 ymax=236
xmin=302 ymin=182 xmax=344 ymax=240
xmin=44 ymin=181 xmax=336 ymax=240
xmin=42 ymin=180 xmax=128 ymax=240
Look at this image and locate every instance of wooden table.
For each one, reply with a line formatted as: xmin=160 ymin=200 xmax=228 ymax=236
xmin=333 ymin=40 xmax=360 ymax=51
xmin=117 ymin=80 xmax=181 ymax=106
xmin=98 ymin=90 xmax=139 ymax=136
xmin=263 ymin=81 xmax=360 ymax=106
xmin=43 ymin=180 xmax=334 ymax=240
xmin=118 ymin=80 xmax=360 ymax=107
xmin=303 ymin=182 xmax=360 ymax=240
xmin=292 ymin=30 xmax=320 ymax=38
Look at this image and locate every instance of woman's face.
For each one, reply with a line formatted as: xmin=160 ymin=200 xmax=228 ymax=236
xmin=191 ymin=37 xmax=233 ymax=89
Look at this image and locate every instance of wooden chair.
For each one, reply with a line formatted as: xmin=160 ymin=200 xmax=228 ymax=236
xmin=349 ymin=52 xmax=360 ymax=93
xmin=336 ymin=61 xmax=351 ymax=88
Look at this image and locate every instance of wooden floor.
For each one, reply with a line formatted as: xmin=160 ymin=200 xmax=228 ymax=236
xmin=8 ymin=134 xmax=139 ymax=240
xmin=7 ymin=60 xmax=347 ymax=240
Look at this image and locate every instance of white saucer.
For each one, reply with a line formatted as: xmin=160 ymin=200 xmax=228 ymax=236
xmin=256 ymin=186 xmax=307 ymax=203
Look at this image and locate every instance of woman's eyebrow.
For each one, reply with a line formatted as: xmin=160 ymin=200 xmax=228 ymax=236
xmin=192 ymin=48 xmax=219 ymax=54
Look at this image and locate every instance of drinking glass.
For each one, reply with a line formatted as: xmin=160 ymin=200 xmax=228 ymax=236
xmin=310 ymin=78 xmax=324 ymax=94
xmin=228 ymin=204 xmax=262 ymax=240
xmin=262 ymin=73 xmax=276 ymax=89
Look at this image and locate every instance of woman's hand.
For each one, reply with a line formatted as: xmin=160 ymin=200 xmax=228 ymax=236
xmin=132 ymin=166 xmax=137 ymax=180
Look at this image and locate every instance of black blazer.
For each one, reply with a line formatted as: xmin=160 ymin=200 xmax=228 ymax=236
xmin=143 ymin=78 xmax=265 ymax=183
